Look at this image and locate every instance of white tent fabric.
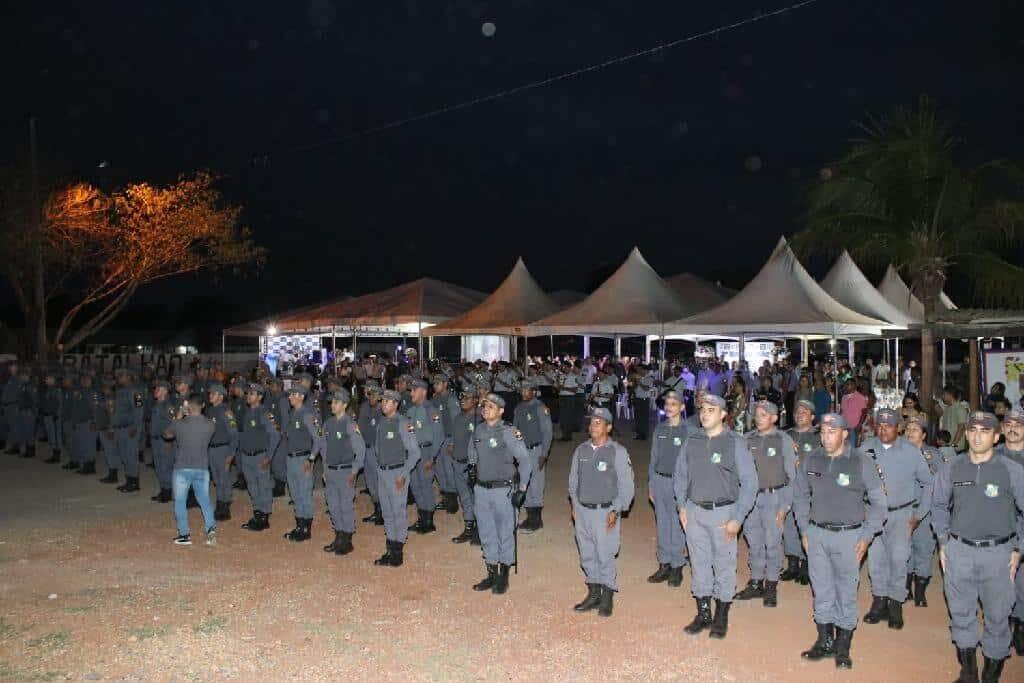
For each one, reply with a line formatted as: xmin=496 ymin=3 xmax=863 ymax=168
xmin=664 ymin=273 xmax=736 ymax=314
xmin=877 ymin=265 xmax=957 ymax=320
xmin=527 ymin=247 xmax=688 ymax=335
xmin=422 ymin=258 xmax=561 ymax=336
xmin=663 ymin=237 xmax=891 ymax=337
xmin=820 ymin=251 xmax=917 ymax=328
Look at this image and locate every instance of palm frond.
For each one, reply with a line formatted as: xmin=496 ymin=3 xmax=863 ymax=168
xmin=954 ymin=251 xmax=1024 ymax=308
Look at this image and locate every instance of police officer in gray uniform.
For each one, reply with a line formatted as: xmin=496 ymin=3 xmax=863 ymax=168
xmin=68 ymin=373 xmax=100 ymax=475
xmin=112 ymin=368 xmax=144 ymax=492
xmin=318 ymin=388 xmax=365 ymax=556
xmin=734 ymin=401 xmax=797 ymax=607
xmin=450 ymin=389 xmax=481 ymax=545
xmin=570 ymin=407 xmax=635 ymax=617
xmin=40 ymin=371 xmax=64 ymax=464
xmin=514 ymin=378 xmax=553 ymax=534
xmin=932 ymin=411 xmax=1024 ymax=682
xmin=468 ymin=393 xmax=531 ymax=595
xmin=149 ymin=380 xmax=177 ymax=503
xmin=902 ymin=414 xmax=948 ymax=608
xmin=406 ymin=379 xmax=444 ymax=534
xmin=359 ymin=382 xmax=384 ymax=525
xmin=281 ymin=385 xmax=322 ymax=542
xmin=647 ymin=389 xmax=688 ymax=587
xmin=781 ymin=399 xmax=817 ymax=584
xmin=205 ymin=383 xmax=239 ymax=520
xmin=266 ymin=378 xmax=290 ymax=497
xmin=373 ymin=390 xmax=421 ymax=567
xmin=998 ymin=409 xmax=1024 ymax=655
xmin=674 ymin=394 xmax=757 ymax=639
xmin=431 ymin=373 xmax=461 ymax=515
xmin=794 ymin=413 xmax=886 ymax=670
xmin=1 ymin=360 xmax=19 ymax=454
xmin=556 ymin=363 xmax=580 ymax=441
xmin=860 ymin=408 xmax=933 ymax=630
xmin=238 ymin=383 xmax=280 ymax=532
xmin=96 ymin=382 xmax=119 ymax=482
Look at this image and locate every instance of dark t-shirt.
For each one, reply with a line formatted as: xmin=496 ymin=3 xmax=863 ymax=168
xmin=168 ymin=416 xmax=215 ymax=470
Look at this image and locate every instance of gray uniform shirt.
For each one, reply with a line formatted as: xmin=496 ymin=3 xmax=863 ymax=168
xmin=167 ymin=416 xmax=216 ymax=470
xmin=649 ymin=418 xmax=687 ymax=478
xmin=374 ymin=414 xmax=421 ymax=478
xmin=673 ymin=429 xmax=758 ymax=522
xmin=513 ymin=398 xmax=553 ymax=454
xmin=569 ymin=438 xmax=635 ymax=512
xmin=931 ymin=452 xmax=1024 ymax=551
xmin=468 ymin=421 xmax=531 ymax=486
xmin=320 ymin=413 xmax=366 ymax=471
xmin=746 ymin=428 xmax=798 ymax=509
xmin=860 ymin=436 xmax=934 ymax=510
xmin=406 ymin=401 xmax=444 ymax=463
xmin=793 ymin=444 xmax=887 ymax=544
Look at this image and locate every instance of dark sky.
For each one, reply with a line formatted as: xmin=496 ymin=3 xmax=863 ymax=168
xmin=3 ymin=1 xmax=1023 ymax=340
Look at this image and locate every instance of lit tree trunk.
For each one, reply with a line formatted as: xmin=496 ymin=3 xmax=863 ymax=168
xmin=915 ymin=270 xmax=946 ymax=416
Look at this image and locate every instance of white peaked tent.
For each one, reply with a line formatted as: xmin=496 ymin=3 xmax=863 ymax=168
xmin=527 ymin=247 xmax=688 ymax=336
xmin=663 ymin=237 xmax=891 ymax=337
xmin=422 ymin=258 xmax=561 ymax=336
xmin=877 ymin=265 xmax=957 ymax=320
xmin=820 ymin=251 xmax=917 ymax=329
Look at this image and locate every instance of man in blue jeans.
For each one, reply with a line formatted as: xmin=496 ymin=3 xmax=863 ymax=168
xmin=163 ymin=394 xmax=217 ymax=546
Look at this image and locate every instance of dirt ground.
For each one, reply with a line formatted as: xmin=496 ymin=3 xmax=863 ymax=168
xmin=1 ymin=425 xmax=1019 ymax=682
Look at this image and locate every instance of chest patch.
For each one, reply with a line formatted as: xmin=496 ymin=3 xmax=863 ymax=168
xmin=837 ymin=472 xmax=850 ymax=487
xmin=710 ymin=452 xmax=722 ymax=464
xmin=250 ymin=420 xmax=256 ymax=427
xmin=468 ymin=423 xmax=475 ymax=432
xmin=336 ymin=431 xmax=343 ymax=439
xmin=489 ymin=437 xmax=498 ymax=448
xmin=985 ymin=483 xmax=999 ymax=498
xmin=673 ymin=436 xmax=682 ymax=446
xmin=386 ymin=431 xmax=395 ymax=440
xmin=803 ymin=442 xmax=813 ymax=452
xmin=767 ymin=447 xmax=777 ymax=457
xmin=596 ymin=460 xmax=608 ymax=472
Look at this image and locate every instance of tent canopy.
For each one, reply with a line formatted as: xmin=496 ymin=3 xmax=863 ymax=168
xmin=877 ymin=265 xmax=957 ymax=320
xmin=663 ymin=237 xmax=891 ymax=337
xmin=224 ymin=278 xmax=486 ymax=337
xmin=423 ymin=258 xmax=561 ymax=336
xmin=820 ymin=251 xmax=917 ymax=328
xmin=528 ymin=247 xmax=688 ymax=336
xmin=664 ymin=272 xmax=736 ymax=314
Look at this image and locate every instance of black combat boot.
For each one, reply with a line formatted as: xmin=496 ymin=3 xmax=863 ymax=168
xmin=708 ymin=600 xmax=731 ymax=639
xmin=334 ymin=531 xmax=354 ymax=556
xmin=906 ymin=573 xmax=914 ymax=595
xmin=801 ymin=622 xmax=836 ymax=661
xmin=446 ymin=491 xmax=459 ymax=514
xmin=833 ymin=627 xmax=853 ymax=669
xmin=474 ymin=564 xmax=498 ymax=591
xmin=299 ymin=518 xmax=312 ymax=541
xmin=981 ymin=655 xmax=1005 ymax=682
xmin=452 ymin=521 xmax=477 ymax=544
xmin=22 ymin=445 xmax=35 ymax=458
xmin=389 ymin=540 xmax=404 ymax=567
xmin=647 ymin=563 xmax=672 ymax=583
xmin=763 ymin=580 xmax=778 ymax=607
xmin=780 ymin=555 xmax=800 ymax=581
xmin=117 ymin=476 xmax=140 ymax=492
xmin=913 ymin=576 xmax=930 ymax=607
xmin=862 ymin=595 xmax=888 ymax=624
xmin=44 ymin=449 xmax=61 ymax=464
xmin=492 ymin=563 xmax=510 ymax=595
xmin=684 ymin=597 xmax=713 ymax=635
xmin=734 ymin=579 xmax=764 ymax=601
xmin=412 ymin=510 xmax=436 ymax=534
xmin=151 ymin=488 xmax=172 ymax=503
xmin=955 ymin=647 xmax=978 ymax=682
xmin=374 ymin=541 xmax=394 ymax=566
xmin=517 ymin=507 xmax=537 ymax=533
xmin=258 ymin=512 xmax=270 ymax=530
xmin=362 ymin=502 xmax=383 ymax=524
xmin=434 ymin=498 xmax=447 ymax=512
xmin=63 ymin=460 xmax=80 ymax=471
xmin=797 ymin=558 xmax=810 ymax=585
xmin=574 ymin=584 xmax=601 ymax=612
xmin=214 ymin=501 xmax=229 ymax=521
xmin=77 ymin=461 xmax=95 ymax=475
xmin=323 ymin=530 xmax=343 ymax=552
xmin=99 ymin=468 xmax=119 ymax=484
xmin=272 ymin=479 xmax=286 ymax=497
xmin=532 ymin=507 xmax=544 ymax=532
xmin=1013 ymin=617 xmax=1024 ymax=656
xmin=667 ymin=565 xmax=684 ymax=587
xmin=284 ymin=516 xmax=304 ymax=541
xmin=597 ymin=585 xmax=614 ymax=617
xmin=232 ymin=475 xmax=247 ymax=490
xmin=470 ymin=523 xmax=481 ymax=545
xmin=241 ymin=511 xmax=264 ymax=531
xmin=887 ymin=598 xmax=904 ymax=630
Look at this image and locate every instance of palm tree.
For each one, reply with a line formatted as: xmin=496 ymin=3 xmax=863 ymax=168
xmin=792 ymin=95 xmax=1024 ymax=411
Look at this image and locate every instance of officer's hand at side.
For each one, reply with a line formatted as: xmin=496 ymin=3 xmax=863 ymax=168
xmin=939 ymin=546 xmax=947 ymax=572
xmin=538 ymin=456 xmax=547 ymax=471
xmin=347 ymin=473 xmax=356 ymax=487
xmin=446 ymin=444 xmax=453 ymax=455
xmin=106 ymin=430 xmax=114 ymax=438
xmin=802 ymin=533 xmax=809 ymax=554
xmin=648 ymin=488 xmax=654 ymax=504
xmin=423 ymin=459 xmax=433 ymax=472
xmin=722 ymin=519 xmax=740 ymax=540
xmin=225 ymin=457 xmax=234 ymax=469
xmin=260 ymin=458 xmax=270 ymax=470
xmin=908 ymin=516 xmax=921 ymax=533
xmin=776 ymin=509 xmax=787 ymax=528
xmin=128 ymin=429 xmax=136 ymax=438
xmin=395 ymin=475 xmax=405 ymax=491
xmin=1010 ymin=550 xmax=1020 ymax=580
xmin=678 ymin=508 xmax=688 ymax=531
xmin=606 ymin=510 xmax=618 ymax=531
xmin=302 ymin=460 xmax=312 ymax=474
xmin=570 ymin=502 xmax=576 ymax=524
xmin=855 ymin=539 xmax=869 ymax=564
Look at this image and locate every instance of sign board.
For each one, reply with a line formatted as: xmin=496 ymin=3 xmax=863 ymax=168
xmin=982 ymin=349 xmax=1024 ymax=409
xmin=715 ymin=341 xmax=778 ymax=369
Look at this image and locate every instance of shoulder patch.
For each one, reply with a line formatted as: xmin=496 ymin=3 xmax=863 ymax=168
xmin=353 ymin=424 xmax=361 ymax=434
xmin=543 ymin=406 xmax=550 ymax=415
xmin=406 ymin=422 xmax=416 ymax=433
xmin=513 ymin=428 xmax=523 ymax=440
xmin=431 ymin=413 xmax=441 ymax=423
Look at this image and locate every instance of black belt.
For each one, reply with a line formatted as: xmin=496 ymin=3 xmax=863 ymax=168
xmin=161 ymin=435 xmax=176 ymax=442
xmin=526 ymin=442 xmax=540 ymax=449
xmin=454 ymin=458 xmax=468 ymax=464
xmin=210 ymin=441 xmax=230 ymax=448
xmin=655 ymin=471 xmax=673 ymax=478
xmin=287 ymin=450 xmax=310 ymax=458
xmin=811 ymin=521 xmax=862 ymax=532
xmin=326 ymin=463 xmax=352 ymax=470
xmin=477 ymin=479 xmax=513 ymax=489
xmin=951 ymin=533 xmax=1016 ymax=548
xmin=694 ymin=500 xmax=735 ymax=510
xmin=580 ymin=501 xmax=612 ymax=509
xmin=758 ymin=486 xmax=785 ymax=493
xmin=379 ymin=462 xmax=404 ymax=471
xmin=888 ymin=500 xmax=914 ymax=512
xmin=2 ymin=402 xmax=16 ymax=407
xmin=419 ymin=442 xmax=432 ymax=448
xmin=241 ymin=449 xmax=266 ymax=457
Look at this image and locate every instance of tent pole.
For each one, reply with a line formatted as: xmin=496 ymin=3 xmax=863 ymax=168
xmin=644 ymin=336 xmax=652 ymax=364
xmin=941 ymin=338 xmax=947 ymax=389
xmin=417 ymin=323 xmax=423 ymax=374
xmin=428 ymin=335 xmax=435 ymax=361
xmin=523 ymin=336 xmax=528 ymax=372
xmin=331 ymin=326 xmax=337 ymax=371
xmin=583 ymin=335 xmax=590 ymax=359
xmin=801 ymin=335 xmax=809 ymax=368
xmin=549 ymin=335 xmax=554 ymax=359
xmin=895 ymin=338 xmax=901 ymax=392
xmin=738 ymin=332 xmax=746 ymax=367
xmin=659 ymin=329 xmax=666 ymax=382
xmin=832 ymin=329 xmax=839 ymax=410
xmin=352 ymin=327 xmax=358 ymax=358
xmin=221 ymin=332 xmax=226 ymax=368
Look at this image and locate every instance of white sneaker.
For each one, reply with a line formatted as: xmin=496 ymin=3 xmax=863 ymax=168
xmin=173 ymin=534 xmax=192 ymax=545
xmin=205 ymin=528 xmax=217 ymax=547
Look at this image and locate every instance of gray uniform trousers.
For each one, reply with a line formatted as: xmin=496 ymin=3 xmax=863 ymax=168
xmin=807 ymin=525 xmax=861 ymax=631
xmin=15 ymin=410 xmax=35 ymax=448
xmin=377 ymin=467 xmax=410 ymax=543
xmin=651 ymin=473 xmax=686 ymax=568
xmin=0 ymin=405 xmax=13 ymax=443
xmin=475 ymin=485 xmax=516 ymax=565
xmin=286 ymin=455 xmax=315 ymax=519
xmin=524 ymin=445 xmax=546 ymax=508
xmin=743 ymin=489 xmax=786 ymax=581
xmin=115 ymin=426 xmax=140 ymax=478
xmin=1015 ymin=555 xmax=1024 ymax=621
xmin=558 ymin=397 xmax=575 ymax=439
xmin=434 ymin=449 xmax=453 ymax=492
xmin=783 ymin=510 xmax=805 ymax=558
xmin=867 ymin=505 xmax=913 ymax=602
xmin=944 ymin=539 xmax=1015 ymax=659
xmin=574 ymin=503 xmax=621 ymax=591
xmin=72 ymin=424 xmax=95 ymax=464
xmin=363 ymin=447 xmax=380 ymax=503
xmin=43 ymin=416 xmax=59 ymax=451
xmin=152 ymin=438 xmax=175 ymax=491
xmin=685 ymin=502 xmax=739 ymax=601
xmin=411 ymin=458 xmax=435 ymax=511
xmin=908 ymin=514 xmax=936 ymax=578
xmin=100 ymin=431 xmax=118 ymax=469
xmin=239 ymin=452 xmax=273 ymax=514
xmin=208 ymin=444 xmax=235 ymax=504
xmin=324 ymin=466 xmax=356 ymax=533
xmin=270 ymin=441 xmax=287 ymax=482
xmin=451 ymin=459 xmax=475 ymax=521
xmin=62 ymin=415 xmax=73 ymax=453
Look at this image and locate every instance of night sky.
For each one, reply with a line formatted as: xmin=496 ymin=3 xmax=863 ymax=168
xmin=3 ymin=1 xmax=1023 ymax=343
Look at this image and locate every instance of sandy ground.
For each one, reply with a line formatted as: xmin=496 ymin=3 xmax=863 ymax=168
xmin=0 ymin=423 xmax=1019 ymax=682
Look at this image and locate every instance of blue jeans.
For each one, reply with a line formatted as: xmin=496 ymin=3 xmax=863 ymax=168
xmin=173 ymin=468 xmax=216 ymax=536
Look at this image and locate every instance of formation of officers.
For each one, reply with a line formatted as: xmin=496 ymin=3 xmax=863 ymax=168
xmin=3 ymin=356 xmax=1024 ymax=682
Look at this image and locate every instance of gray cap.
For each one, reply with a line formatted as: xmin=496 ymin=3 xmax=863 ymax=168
xmin=246 ymin=383 xmax=266 ymax=396
xmin=207 ymin=383 xmax=227 ymax=396
xmin=364 ymin=381 xmax=382 ymax=395
xmin=153 ymin=380 xmax=171 ymax=391
xmin=590 ymin=407 xmax=614 ymax=424
xmin=876 ymin=408 xmax=900 ymax=426
xmin=328 ymin=388 xmax=351 ymax=404
xmin=795 ymin=399 xmax=815 ymax=413
xmin=410 ymin=378 xmax=428 ymax=390
xmin=819 ymin=413 xmax=848 ymax=430
xmin=519 ymin=377 xmax=537 ymax=390
xmin=967 ymin=411 xmax=1000 ymax=431
xmin=287 ymin=384 xmax=309 ymax=397
xmin=381 ymin=390 xmax=402 ymax=403
xmin=905 ymin=414 xmax=929 ymax=431
xmin=431 ymin=374 xmax=448 ymax=385
xmin=1004 ymin=409 xmax=1024 ymax=426
xmin=483 ymin=393 xmax=506 ymax=408
xmin=700 ymin=394 xmax=727 ymax=410
xmin=662 ymin=390 xmax=683 ymax=403
xmin=753 ymin=400 xmax=778 ymax=416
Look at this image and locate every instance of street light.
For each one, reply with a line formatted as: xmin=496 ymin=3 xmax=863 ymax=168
xmin=267 ymin=325 xmax=277 ymax=336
